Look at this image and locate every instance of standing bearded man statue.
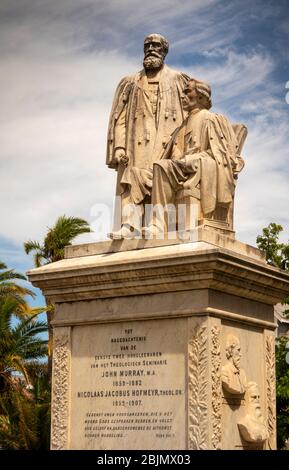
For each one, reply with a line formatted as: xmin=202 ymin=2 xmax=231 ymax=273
xmin=106 ymin=33 xmax=191 ymax=239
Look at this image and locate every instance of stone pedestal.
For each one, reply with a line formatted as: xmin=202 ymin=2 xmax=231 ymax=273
xmin=27 ymin=228 xmax=289 ymax=450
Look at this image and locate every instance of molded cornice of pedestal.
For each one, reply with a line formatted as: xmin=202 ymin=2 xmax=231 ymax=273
xmin=27 ymin=237 xmax=289 ymax=306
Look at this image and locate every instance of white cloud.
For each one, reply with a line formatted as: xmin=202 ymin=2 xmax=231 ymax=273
xmin=0 ymin=49 xmax=138 ymax=243
xmin=177 ymin=49 xmax=289 ymax=245
xmin=181 ymin=50 xmax=274 ymax=104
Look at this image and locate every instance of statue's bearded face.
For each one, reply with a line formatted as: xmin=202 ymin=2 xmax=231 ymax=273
xmin=248 ymin=386 xmax=262 ymax=418
xmin=231 ymin=343 xmax=241 ymax=370
xmin=143 ymin=39 xmax=165 ymax=70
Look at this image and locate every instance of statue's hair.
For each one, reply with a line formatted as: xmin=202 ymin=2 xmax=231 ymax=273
xmin=144 ymin=33 xmax=169 ymax=56
xmin=247 ymin=381 xmax=259 ymax=398
xmin=190 ymin=78 xmax=212 ymax=110
xmin=225 ymin=334 xmax=240 ymax=359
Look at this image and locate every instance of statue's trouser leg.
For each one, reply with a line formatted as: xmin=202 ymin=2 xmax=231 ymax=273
xmin=121 ymin=188 xmax=143 ymax=231
xmin=150 ymin=162 xmax=177 ymax=233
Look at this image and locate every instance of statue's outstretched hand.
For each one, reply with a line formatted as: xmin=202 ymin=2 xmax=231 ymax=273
xmin=177 ymin=159 xmax=191 ymax=174
xmin=183 ymin=153 xmax=201 ymax=173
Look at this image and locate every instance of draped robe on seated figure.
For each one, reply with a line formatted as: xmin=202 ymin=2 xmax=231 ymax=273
xmin=149 ymin=107 xmax=245 ymax=232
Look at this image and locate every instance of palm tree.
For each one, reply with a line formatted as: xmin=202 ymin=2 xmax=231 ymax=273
xmin=0 ymin=363 xmax=50 ymax=450
xmin=0 ymin=261 xmax=35 ymax=316
xmin=0 ymin=300 xmax=49 ymax=450
xmin=24 ymin=215 xmax=91 ymax=378
xmin=24 ymin=215 xmax=92 ymax=266
xmin=0 ymin=261 xmax=49 ymax=449
xmin=0 ymin=296 xmax=47 ymax=392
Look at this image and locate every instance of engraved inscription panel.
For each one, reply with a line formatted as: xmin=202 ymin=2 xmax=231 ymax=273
xmin=70 ymin=318 xmax=187 ymax=449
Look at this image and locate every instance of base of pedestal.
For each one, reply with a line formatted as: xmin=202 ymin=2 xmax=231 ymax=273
xmin=27 ymin=230 xmax=289 ymax=450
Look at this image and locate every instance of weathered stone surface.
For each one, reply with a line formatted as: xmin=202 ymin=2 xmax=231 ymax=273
xmin=64 ymin=227 xmax=262 ymax=259
xmin=237 ymin=382 xmax=269 ymax=445
xmin=27 ymin=236 xmax=289 ymax=449
xmin=28 ymin=234 xmax=288 ymax=307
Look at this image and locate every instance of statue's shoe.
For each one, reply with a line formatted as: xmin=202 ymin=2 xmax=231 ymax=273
xmin=108 ymin=225 xmax=140 ymax=240
xmin=142 ymin=225 xmax=165 ymax=239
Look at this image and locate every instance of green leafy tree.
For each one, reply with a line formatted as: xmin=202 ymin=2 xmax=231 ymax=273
xmin=256 ymin=222 xmax=289 ymax=271
xmin=275 ymin=337 xmax=289 ymax=449
xmin=24 ymin=215 xmax=91 ymax=379
xmin=257 ymin=223 xmax=289 ymax=448
xmin=0 ymin=364 xmax=50 ymax=450
xmin=0 ymin=265 xmax=49 ymax=450
xmin=257 ymin=222 xmax=289 ymax=310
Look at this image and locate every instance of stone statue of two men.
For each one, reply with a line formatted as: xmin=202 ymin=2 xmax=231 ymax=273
xmin=106 ymin=33 xmax=245 ymax=239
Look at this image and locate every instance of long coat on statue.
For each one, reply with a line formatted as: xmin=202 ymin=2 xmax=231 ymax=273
xmin=157 ymin=108 xmax=245 ymax=216
xmin=106 ymin=65 xmax=190 ymax=204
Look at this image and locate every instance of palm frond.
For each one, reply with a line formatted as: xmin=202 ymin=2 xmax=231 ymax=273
xmin=0 ymin=282 xmax=35 ymax=299
xmin=44 ymin=215 xmax=91 ymax=261
xmin=23 ymin=240 xmax=43 ymax=255
xmin=0 ymin=269 xmax=26 ymax=282
xmin=34 ymin=251 xmax=46 ymax=267
xmin=0 ymin=300 xmax=48 ymax=384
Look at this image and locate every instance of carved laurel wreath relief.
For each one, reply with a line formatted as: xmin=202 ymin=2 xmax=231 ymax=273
xmin=211 ymin=326 xmax=222 ymax=449
xmin=188 ymin=323 xmax=208 ymax=450
xmin=51 ymin=328 xmax=71 ymax=450
xmin=265 ymin=334 xmax=276 ymax=449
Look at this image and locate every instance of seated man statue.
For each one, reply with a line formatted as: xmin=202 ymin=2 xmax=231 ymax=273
xmin=144 ymin=78 xmax=245 ymax=236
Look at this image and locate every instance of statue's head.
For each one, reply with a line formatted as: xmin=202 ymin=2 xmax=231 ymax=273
xmin=143 ymin=33 xmax=169 ymax=70
xmin=181 ymin=79 xmax=212 ymax=112
xmin=225 ymin=334 xmax=241 ymax=369
xmin=247 ymin=381 xmax=262 ymax=417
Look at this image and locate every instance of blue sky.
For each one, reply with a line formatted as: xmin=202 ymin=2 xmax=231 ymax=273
xmin=0 ymin=0 xmax=289 ymax=305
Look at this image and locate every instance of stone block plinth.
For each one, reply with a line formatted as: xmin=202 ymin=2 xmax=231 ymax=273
xmin=27 ymin=229 xmax=289 ymax=450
